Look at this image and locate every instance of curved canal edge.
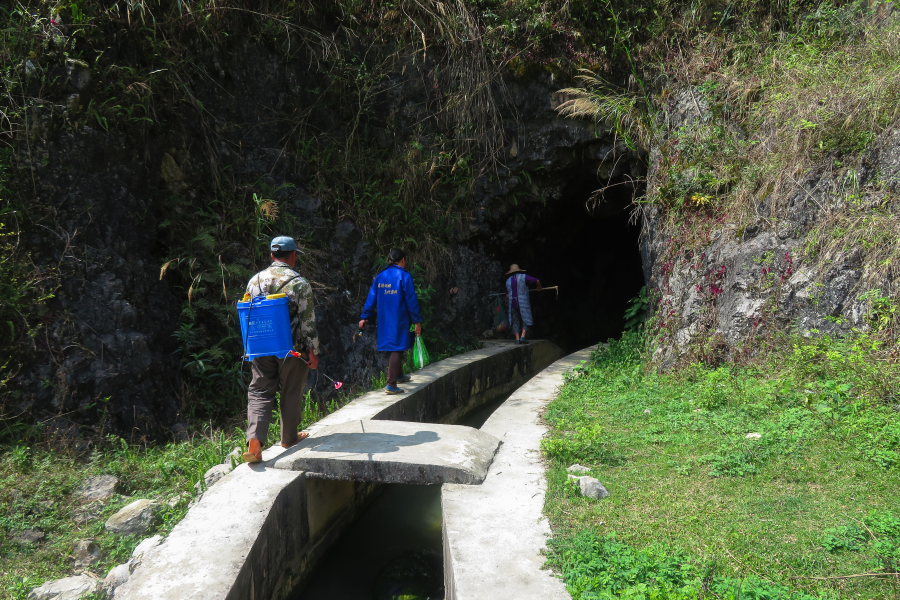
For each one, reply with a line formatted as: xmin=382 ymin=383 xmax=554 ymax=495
xmin=442 ymin=348 xmax=593 ymax=600
xmin=115 ymin=340 xmax=563 ymax=600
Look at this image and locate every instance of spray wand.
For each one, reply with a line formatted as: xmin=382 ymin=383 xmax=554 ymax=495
xmin=488 ymin=286 xmax=560 ymax=300
xmin=285 ymin=351 xmax=343 ymax=390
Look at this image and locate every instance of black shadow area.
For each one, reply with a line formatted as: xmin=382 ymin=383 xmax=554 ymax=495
xmin=502 ymin=173 xmax=645 ymax=353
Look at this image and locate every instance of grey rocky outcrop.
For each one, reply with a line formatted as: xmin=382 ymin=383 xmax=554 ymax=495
xmin=646 ymin=89 xmax=900 ymax=366
xmin=568 ymin=474 xmax=610 ymax=499
xmin=72 ymin=501 xmax=103 ymax=525
xmin=76 ymin=475 xmax=122 ymax=502
xmin=10 ymin=37 xmax=622 ymax=437
xmin=105 ymin=499 xmax=159 ymax=536
xmin=27 ymin=575 xmax=100 ymax=600
xmin=195 ymin=463 xmax=232 ymax=493
xmin=15 ymin=529 xmax=45 ymax=544
xmin=72 ymin=539 xmax=101 ymax=569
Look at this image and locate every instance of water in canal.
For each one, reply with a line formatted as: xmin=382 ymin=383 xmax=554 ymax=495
xmin=297 ymin=395 xmax=509 ymax=600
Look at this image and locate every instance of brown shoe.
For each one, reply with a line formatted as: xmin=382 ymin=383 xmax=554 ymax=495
xmin=242 ymin=439 xmax=263 ymax=463
xmin=281 ymin=431 xmax=309 ymax=449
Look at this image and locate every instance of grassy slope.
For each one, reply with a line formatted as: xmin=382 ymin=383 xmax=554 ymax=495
xmin=542 ymin=8 xmax=900 ymax=595
xmin=0 ymin=392 xmax=347 ymax=600
xmin=542 ymin=332 xmax=900 ymax=599
xmin=0 ymin=429 xmax=237 ymax=599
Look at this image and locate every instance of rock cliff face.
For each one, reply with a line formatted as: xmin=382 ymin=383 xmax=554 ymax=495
xmin=20 ymin=37 xmax=893 ymax=436
xmin=12 ymin=41 xmax=636 ymax=438
xmin=12 ymin=129 xmax=181 ymax=437
xmin=644 ymin=89 xmax=900 ymax=367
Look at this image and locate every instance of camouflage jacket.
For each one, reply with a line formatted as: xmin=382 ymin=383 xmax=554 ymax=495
xmin=246 ymin=262 xmax=320 ymax=355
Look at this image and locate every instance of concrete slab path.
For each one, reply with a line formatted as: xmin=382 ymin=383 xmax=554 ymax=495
xmin=442 ymin=348 xmax=592 ymax=600
xmin=273 ymin=420 xmax=501 ymax=485
xmin=116 ymin=340 xmax=562 ymax=600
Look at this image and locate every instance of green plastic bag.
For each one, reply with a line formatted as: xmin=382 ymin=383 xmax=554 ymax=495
xmin=412 ymin=335 xmax=430 ymax=370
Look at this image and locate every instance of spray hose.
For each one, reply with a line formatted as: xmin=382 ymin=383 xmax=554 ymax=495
xmin=285 ymin=351 xmax=343 ymax=390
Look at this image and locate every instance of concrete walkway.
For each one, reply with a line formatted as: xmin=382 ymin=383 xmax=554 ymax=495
xmin=273 ymin=420 xmax=501 ymax=484
xmin=442 ymin=348 xmax=591 ymax=600
xmin=116 ymin=340 xmax=563 ymax=600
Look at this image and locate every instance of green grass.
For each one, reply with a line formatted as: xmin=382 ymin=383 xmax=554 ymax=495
xmin=0 ymin=383 xmax=408 ymax=599
xmin=542 ymin=331 xmax=900 ymax=599
xmin=0 ymin=426 xmax=242 ymax=599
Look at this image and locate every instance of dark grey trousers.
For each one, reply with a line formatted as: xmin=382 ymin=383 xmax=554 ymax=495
xmin=246 ymin=355 xmax=309 ymax=445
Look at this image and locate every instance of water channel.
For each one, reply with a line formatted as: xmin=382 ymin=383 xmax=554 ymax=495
xmin=296 ymin=394 xmax=511 ymax=600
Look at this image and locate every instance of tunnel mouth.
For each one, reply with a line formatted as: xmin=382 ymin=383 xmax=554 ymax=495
xmin=498 ymin=168 xmax=646 ymax=353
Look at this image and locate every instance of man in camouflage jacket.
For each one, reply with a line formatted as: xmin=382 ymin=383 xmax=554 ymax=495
xmin=242 ymin=236 xmax=320 ymax=463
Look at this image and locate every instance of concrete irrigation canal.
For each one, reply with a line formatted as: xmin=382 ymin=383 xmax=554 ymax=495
xmin=116 ymin=340 xmax=590 ymax=600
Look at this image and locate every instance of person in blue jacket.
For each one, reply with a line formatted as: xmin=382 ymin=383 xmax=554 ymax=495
xmin=358 ymin=248 xmax=423 ymax=394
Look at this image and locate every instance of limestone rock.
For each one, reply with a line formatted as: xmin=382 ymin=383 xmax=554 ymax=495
xmin=223 ymin=447 xmax=242 ymax=467
xmin=566 ymin=464 xmax=590 ymax=474
xmin=65 ymin=60 xmax=91 ymax=91
xmin=105 ymin=499 xmax=159 ymax=536
xmin=72 ymin=501 xmax=103 ymax=525
xmin=72 ymin=539 xmax=101 ymax=569
xmin=131 ymin=535 xmax=162 ymax=560
xmin=579 ymin=477 xmax=609 ymax=499
xmin=15 ymin=529 xmax=45 ymax=544
xmin=77 ymin=474 xmax=122 ymax=502
xmin=27 ymin=575 xmax=100 ymax=600
xmin=745 ymin=432 xmax=762 ymax=439
xmin=160 ymin=153 xmax=184 ymax=183
xmin=165 ymin=493 xmax=188 ymax=508
xmin=567 ymin=474 xmax=609 ymax=499
xmin=194 ymin=463 xmax=232 ymax=493
xmin=103 ymin=563 xmax=131 ymax=598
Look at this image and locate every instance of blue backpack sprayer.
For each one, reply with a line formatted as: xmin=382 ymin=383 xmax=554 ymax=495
xmin=237 ymin=292 xmax=342 ymax=390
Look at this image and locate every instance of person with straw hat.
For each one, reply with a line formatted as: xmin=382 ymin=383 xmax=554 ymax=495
xmin=505 ymin=264 xmax=541 ymax=344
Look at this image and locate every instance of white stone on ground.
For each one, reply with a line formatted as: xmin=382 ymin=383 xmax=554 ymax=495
xmin=567 ymin=474 xmax=609 ymax=499
xmin=76 ymin=475 xmax=122 ymax=502
xmin=105 ymin=499 xmax=159 ymax=536
xmin=566 ymin=463 xmax=590 ymax=474
xmin=27 ymin=575 xmax=100 ymax=600
xmin=745 ymin=432 xmax=762 ymax=439
xmin=72 ymin=539 xmax=101 ymax=569
xmin=103 ymin=563 xmax=132 ymax=599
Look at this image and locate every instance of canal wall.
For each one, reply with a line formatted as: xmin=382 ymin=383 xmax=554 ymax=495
xmin=442 ymin=348 xmax=592 ymax=600
xmin=115 ymin=340 xmax=562 ymax=600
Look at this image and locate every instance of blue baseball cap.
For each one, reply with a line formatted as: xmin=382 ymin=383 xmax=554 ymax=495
xmin=270 ymin=236 xmax=300 ymax=253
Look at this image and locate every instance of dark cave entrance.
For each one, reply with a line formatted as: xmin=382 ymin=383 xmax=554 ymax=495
xmin=501 ymin=171 xmax=646 ymax=353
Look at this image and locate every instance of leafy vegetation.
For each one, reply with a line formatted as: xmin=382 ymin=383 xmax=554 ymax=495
xmin=556 ymin=2 xmax=900 ymax=353
xmin=543 ymin=330 xmax=900 ymax=599
xmin=1 ymin=0 xmax=898 ymax=594
xmin=0 ymin=428 xmax=236 ymax=600
xmin=0 ymin=389 xmax=346 ymax=600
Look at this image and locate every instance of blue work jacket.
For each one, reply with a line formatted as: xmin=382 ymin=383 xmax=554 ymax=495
xmin=360 ymin=264 xmax=423 ymax=352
